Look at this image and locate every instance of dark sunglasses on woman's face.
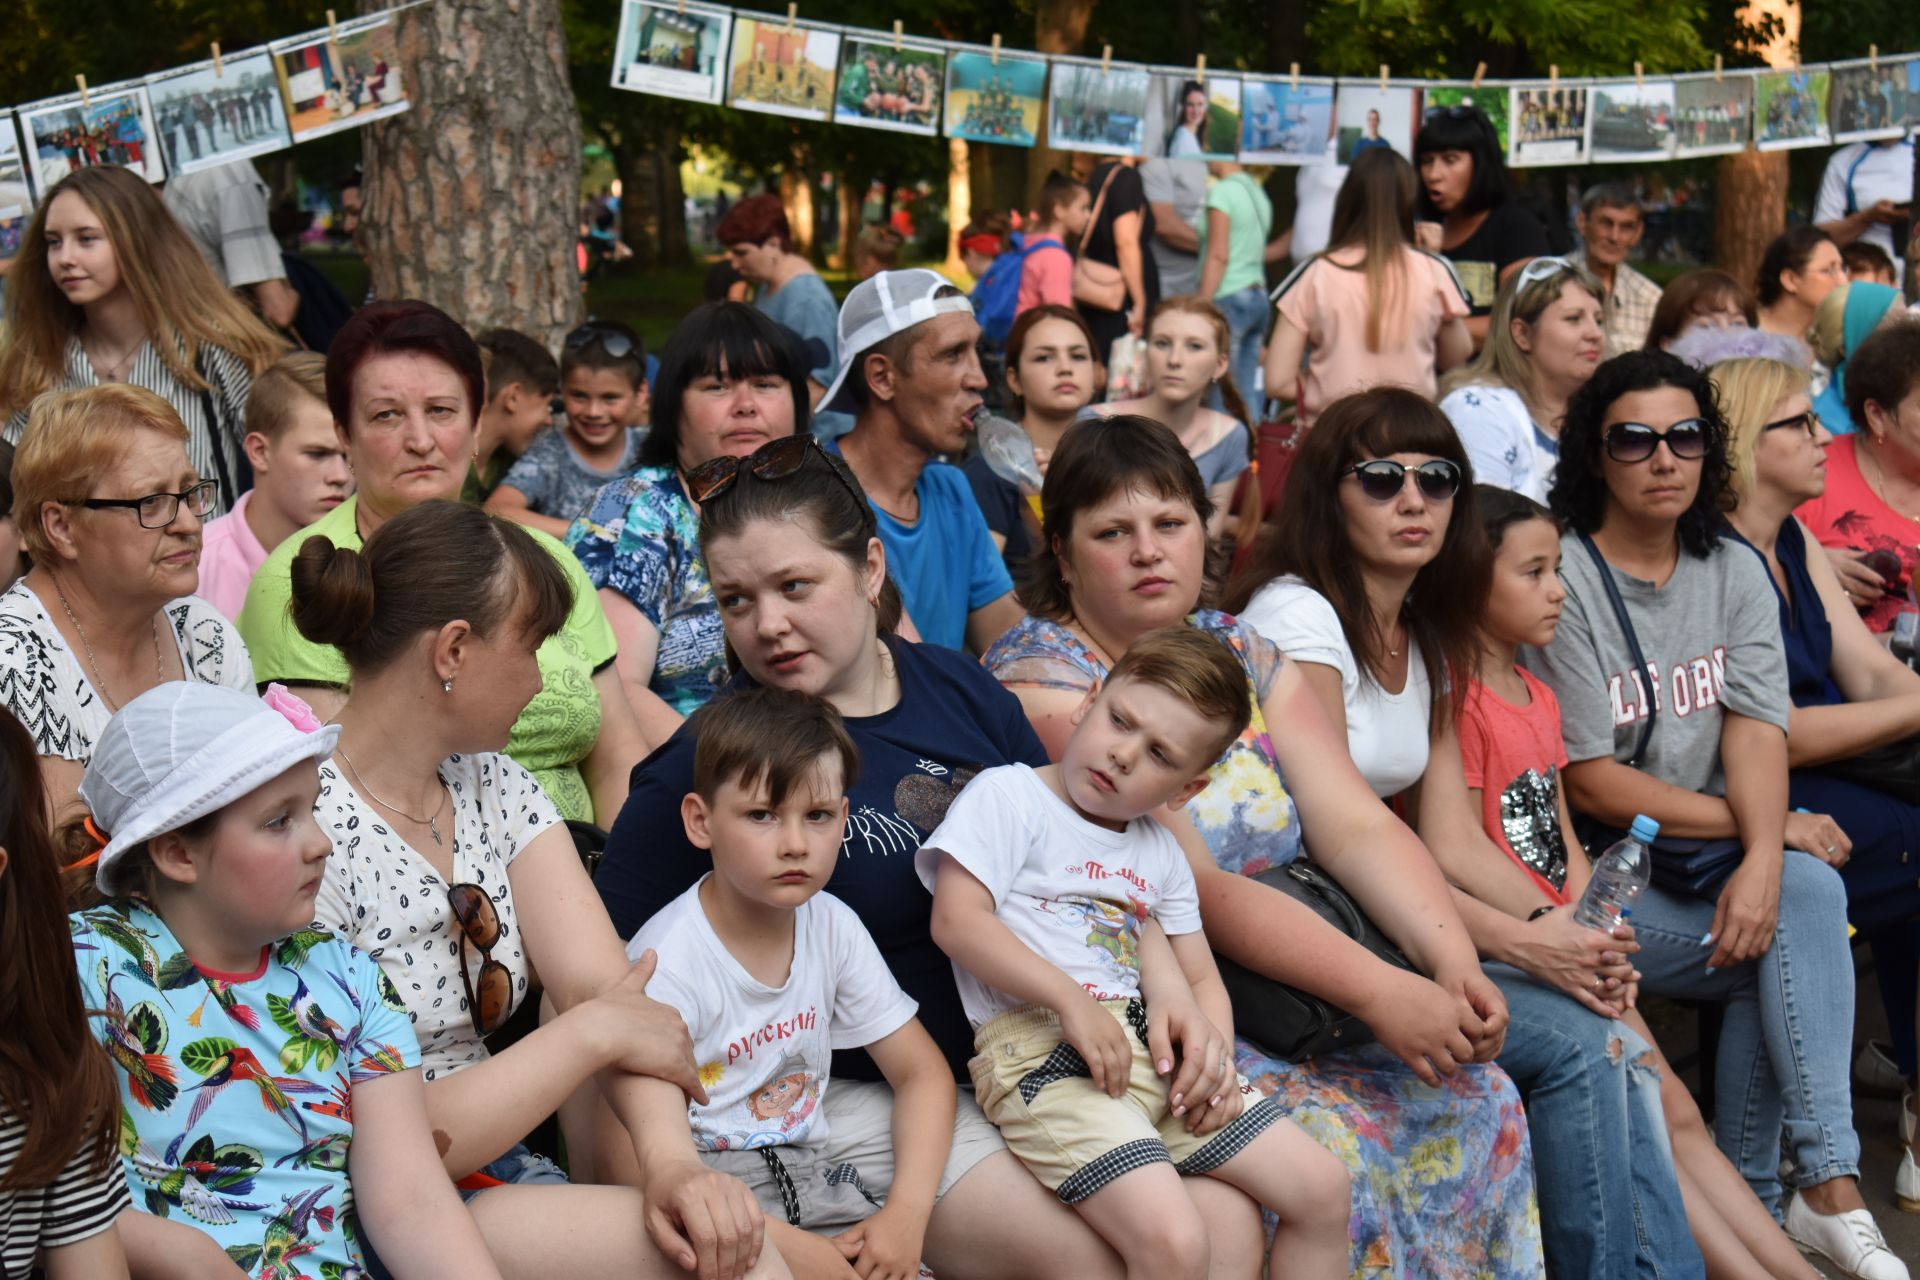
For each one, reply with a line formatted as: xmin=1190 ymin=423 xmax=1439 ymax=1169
xmin=1602 ymin=418 xmax=1712 ymax=464
xmin=1345 ymin=459 xmax=1463 ymax=503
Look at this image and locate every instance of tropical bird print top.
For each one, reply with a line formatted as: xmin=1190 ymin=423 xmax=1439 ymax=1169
xmin=72 ymin=900 xmax=419 ymax=1278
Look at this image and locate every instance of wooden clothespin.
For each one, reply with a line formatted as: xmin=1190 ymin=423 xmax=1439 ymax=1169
xmin=212 ymin=42 xmax=224 ymax=77
xmin=326 ymin=9 xmax=340 ymax=45
xmin=785 ymin=3 xmax=797 ymax=33
xmin=1472 ymin=61 xmax=1486 ymax=89
xmin=676 ymin=0 xmax=686 ymax=15
xmin=76 ymin=74 xmax=90 ymax=109
xmin=990 ymin=33 xmax=1001 ymax=66
xmin=1195 ymin=54 xmax=1206 ymax=84
xmin=1289 ymin=62 xmax=1300 ymax=90
xmin=1101 ymin=45 xmax=1112 ymax=75
xmin=1634 ymin=61 xmax=1643 ymax=88
xmin=1549 ymin=64 xmax=1559 ymax=93
xmin=1870 ymin=44 xmax=1879 ymax=73
xmin=1713 ymin=53 xmax=1723 ymax=82
xmin=892 ymin=20 xmax=902 ymax=51
xmin=1379 ymin=64 xmax=1389 ymax=92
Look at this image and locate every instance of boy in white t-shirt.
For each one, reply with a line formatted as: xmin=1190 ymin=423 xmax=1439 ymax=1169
xmin=627 ymin=687 xmax=955 ymax=1280
xmin=917 ymin=628 xmax=1351 ymax=1280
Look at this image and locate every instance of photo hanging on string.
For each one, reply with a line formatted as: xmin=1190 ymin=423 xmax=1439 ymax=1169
xmin=146 ymin=51 xmax=293 ymax=176
xmin=270 ymin=17 xmax=409 ymax=143
xmin=0 ymin=116 xmax=28 ymax=262
xmin=1421 ymin=83 xmax=1510 ymax=155
xmin=945 ymin=50 xmax=1048 ymax=148
xmin=1237 ymin=76 xmax=1334 ymax=165
xmin=1754 ymin=68 xmax=1831 ymax=150
xmin=1145 ymin=74 xmax=1242 ymax=161
xmin=1333 ymin=82 xmax=1419 ymax=164
xmin=1509 ymin=82 xmax=1591 ymax=167
xmin=611 ymin=0 xmax=732 ymax=106
xmin=19 ymin=86 xmax=167 ymax=192
xmin=833 ymin=36 xmax=945 ymax=137
xmin=1671 ymin=71 xmax=1754 ymax=158
xmin=1589 ymin=78 xmax=1678 ymax=163
xmin=726 ymin=17 xmax=840 ymax=123
xmin=1048 ymin=62 xmax=1152 ymax=157
xmin=1828 ymin=56 xmax=1920 ymax=143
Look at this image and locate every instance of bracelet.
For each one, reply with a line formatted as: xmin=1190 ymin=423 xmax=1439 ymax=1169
xmin=1528 ymin=905 xmax=1556 ymax=922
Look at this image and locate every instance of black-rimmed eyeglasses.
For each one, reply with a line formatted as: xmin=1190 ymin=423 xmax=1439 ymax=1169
xmin=77 ymin=479 xmax=218 ymax=528
xmin=1762 ymin=410 xmax=1823 ymax=441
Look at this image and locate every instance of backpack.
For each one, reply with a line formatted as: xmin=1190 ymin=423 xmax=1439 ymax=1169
xmin=971 ymin=232 xmax=1070 ymax=347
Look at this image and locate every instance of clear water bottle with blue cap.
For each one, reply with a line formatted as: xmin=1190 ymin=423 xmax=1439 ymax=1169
xmin=1573 ymin=814 xmax=1657 ymax=931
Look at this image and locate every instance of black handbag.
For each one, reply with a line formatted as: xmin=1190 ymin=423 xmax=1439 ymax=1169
xmin=1811 ymin=738 xmax=1920 ymax=807
xmin=1571 ymin=533 xmax=1743 ymax=898
xmin=1212 ymin=858 xmax=1413 ymax=1063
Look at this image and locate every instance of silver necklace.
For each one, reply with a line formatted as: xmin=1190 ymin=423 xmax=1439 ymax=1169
xmin=52 ymin=577 xmax=164 ymax=712
xmin=337 ymin=747 xmax=446 ymax=846
xmin=84 ymin=336 xmax=142 ymax=383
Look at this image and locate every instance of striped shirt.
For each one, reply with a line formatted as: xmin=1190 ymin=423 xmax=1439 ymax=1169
xmin=4 ymin=337 xmax=254 ymax=517
xmin=0 ymin=1106 xmax=130 ymax=1277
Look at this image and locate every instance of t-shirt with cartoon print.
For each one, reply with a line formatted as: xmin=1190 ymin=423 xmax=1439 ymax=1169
xmin=628 ymin=881 xmax=917 ymax=1152
xmin=913 ymin=764 xmax=1202 ymax=1029
xmin=71 ymin=901 xmax=419 ymax=1277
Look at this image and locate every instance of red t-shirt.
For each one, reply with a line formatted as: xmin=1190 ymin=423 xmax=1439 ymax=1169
xmin=1458 ymin=667 xmax=1573 ymax=906
xmin=1795 ymin=434 xmax=1916 ymax=634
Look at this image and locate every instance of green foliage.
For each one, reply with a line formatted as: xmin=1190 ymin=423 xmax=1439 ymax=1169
xmin=180 ymin=1034 xmax=239 ymax=1076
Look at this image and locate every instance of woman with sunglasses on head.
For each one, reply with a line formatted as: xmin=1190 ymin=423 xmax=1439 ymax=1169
xmin=1413 ymin=105 xmax=1552 ymax=346
xmin=1717 ymin=352 xmax=1920 ymax=1220
xmin=1526 ymin=350 xmax=1903 ymax=1280
xmin=567 ymin=304 xmax=808 ymax=748
xmin=0 ymin=166 xmax=286 ymax=519
xmin=988 ymin=413 xmax=1544 ymax=1277
xmin=3 ymin=385 xmax=253 ymax=822
xmin=593 ymin=436 xmax=1271 ymax=1280
xmin=1441 ymin=258 xmax=1606 ymax=504
xmin=239 ymin=302 xmax=647 ymax=829
xmin=291 ymin=500 xmax=785 ymax=1280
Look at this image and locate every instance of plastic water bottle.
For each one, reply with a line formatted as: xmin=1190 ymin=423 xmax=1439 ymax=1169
xmin=1573 ymin=814 xmax=1657 ymax=931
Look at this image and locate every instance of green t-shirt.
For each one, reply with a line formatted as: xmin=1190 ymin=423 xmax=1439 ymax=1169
xmin=235 ymin=495 xmax=615 ymax=822
xmin=1202 ymin=172 xmax=1273 ymax=299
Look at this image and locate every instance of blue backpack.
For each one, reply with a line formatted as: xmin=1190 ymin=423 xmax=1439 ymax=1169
xmin=970 ymin=232 xmax=1070 ymax=347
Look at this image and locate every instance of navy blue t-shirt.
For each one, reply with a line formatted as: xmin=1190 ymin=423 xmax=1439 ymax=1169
xmin=598 ymin=634 xmax=1050 ymax=1081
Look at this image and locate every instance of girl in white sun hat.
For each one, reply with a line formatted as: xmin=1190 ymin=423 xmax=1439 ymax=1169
xmin=69 ymin=679 xmax=503 ymax=1280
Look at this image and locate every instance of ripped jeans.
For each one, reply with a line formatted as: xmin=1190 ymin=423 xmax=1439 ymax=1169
xmin=1486 ymin=963 xmax=1704 ymax=1280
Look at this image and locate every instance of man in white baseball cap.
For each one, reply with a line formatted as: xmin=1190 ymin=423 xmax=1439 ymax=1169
xmin=821 ymin=269 xmax=1024 ymax=653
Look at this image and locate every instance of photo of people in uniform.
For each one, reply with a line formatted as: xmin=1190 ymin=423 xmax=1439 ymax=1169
xmin=147 ymin=53 xmax=291 ymax=175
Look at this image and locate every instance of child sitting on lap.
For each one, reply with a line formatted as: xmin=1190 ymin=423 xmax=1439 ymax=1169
xmin=917 ymin=627 xmax=1351 ymax=1280
xmin=628 ymin=687 xmax=955 ymax=1280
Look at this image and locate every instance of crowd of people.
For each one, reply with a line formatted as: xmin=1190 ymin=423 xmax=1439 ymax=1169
xmin=1 ymin=97 xmax=1919 ymax=1280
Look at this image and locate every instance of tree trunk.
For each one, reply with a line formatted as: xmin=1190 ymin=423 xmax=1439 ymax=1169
xmin=836 ymin=156 xmax=861 ymax=271
xmin=612 ymin=138 xmax=656 ymax=264
xmin=1027 ymin=0 xmax=1096 ymax=205
xmin=357 ymin=0 xmax=583 ymax=348
xmin=778 ymin=163 xmax=815 ymax=259
xmin=945 ymin=139 xmax=971 ymax=277
xmin=652 ymin=117 xmax=691 ymax=267
xmin=1714 ymin=150 xmax=1789 ymax=286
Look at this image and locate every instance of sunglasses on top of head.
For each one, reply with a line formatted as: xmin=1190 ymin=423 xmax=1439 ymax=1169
xmin=1344 ymin=459 xmax=1463 ymax=503
xmin=563 ymin=323 xmax=636 ymax=360
xmin=1601 ymin=418 xmax=1713 ymax=464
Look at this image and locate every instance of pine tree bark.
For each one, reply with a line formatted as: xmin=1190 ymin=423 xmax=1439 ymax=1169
xmin=356 ymin=0 xmax=584 ymax=349
xmin=1713 ymin=150 xmax=1789 ymax=286
xmin=1026 ymin=0 xmax=1097 ymax=203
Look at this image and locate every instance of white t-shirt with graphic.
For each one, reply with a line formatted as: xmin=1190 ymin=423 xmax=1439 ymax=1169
xmin=629 ymin=881 xmax=917 ymax=1153
xmin=914 ymin=764 xmax=1202 ymax=1029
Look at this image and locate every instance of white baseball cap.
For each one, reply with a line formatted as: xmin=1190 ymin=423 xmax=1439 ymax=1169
xmin=817 ymin=268 xmax=976 ymax=415
xmin=80 ymin=682 xmax=340 ymax=895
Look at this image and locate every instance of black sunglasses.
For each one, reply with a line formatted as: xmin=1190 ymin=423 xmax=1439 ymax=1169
xmin=686 ymin=435 xmax=866 ymax=510
xmin=564 ymin=323 xmax=636 ymax=360
xmin=1762 ymin=410 xmax=1823 ymax=440
xmin=1345 ymin=459 xmax=1462 ymax=503
xmin=78 ymin=479 xmax=218 ymax=529
xmin=449 ymin=882 xmax=512 ymax=1037
xmin=1602 ymin=418 xmax=1713 ymax=464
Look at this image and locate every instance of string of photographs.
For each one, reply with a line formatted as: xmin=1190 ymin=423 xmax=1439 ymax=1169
xmin=609 ymin=0 xmax=1920 ymax=171
xmin=0 ymin=6 xmax=424 ymax=260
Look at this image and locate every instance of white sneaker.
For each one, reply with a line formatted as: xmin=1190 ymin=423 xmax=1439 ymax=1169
xmin=1899 ymin=1147 xmax=1920 ymax=1215
xmin=1855 ymin=1040 xmax=1907 ymax=1098
xmin=1784 ymin=1196 xmax=1911 ymax=1280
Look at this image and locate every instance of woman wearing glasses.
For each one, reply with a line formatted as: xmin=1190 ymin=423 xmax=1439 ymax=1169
xmin=1755 ymin=227 xmax=1848 ymax=352
xmin=2 ymin=384 xmax=252 ymax=820
xmin=238 ymin=301 xmax=647 ymax=829
xmin=988 ymin=414 xmax=1543 ymax=1276
xmin=0 ymin=166 xmax=285 ymax=518
xmin=291 ymin=499 xmax=783 ymax=1280
xmin=1526 ymin=351 xmax=1903 ymax=1280
xmin=591 ymin=436 xmax=1278 ymax=1279
xmin=566 ymin=303 xmax=808 ymax=748
xmin=1440 ymin=257 xmax=1605 ymax=504
xmin=1718 ymin=353 xmax=1920 ymax=1221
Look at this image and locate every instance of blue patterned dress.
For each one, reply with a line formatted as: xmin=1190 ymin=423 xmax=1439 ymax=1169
xmin=986 ymin=611 xmax=1544 ymax=1278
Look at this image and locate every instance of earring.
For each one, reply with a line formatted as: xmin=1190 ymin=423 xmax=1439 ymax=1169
xmin=442 ymin=678 xmax=454 ymax=694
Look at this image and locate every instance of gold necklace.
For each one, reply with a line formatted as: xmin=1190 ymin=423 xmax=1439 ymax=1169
xmin=52 ymin=577 xmax=164 ymax=711
xmin=338 ymin=747 xmax=446 ymax=846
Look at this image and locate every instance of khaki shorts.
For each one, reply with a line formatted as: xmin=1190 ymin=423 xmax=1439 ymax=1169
xmin=969 ymin=999 xmax=1280 ymax=1204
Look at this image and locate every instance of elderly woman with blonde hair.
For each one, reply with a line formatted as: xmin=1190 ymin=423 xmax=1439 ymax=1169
xmin=0 ymin=383 xmax=253 ymax=817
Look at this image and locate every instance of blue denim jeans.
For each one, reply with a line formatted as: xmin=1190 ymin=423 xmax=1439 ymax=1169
xmin=1214 ymin=285 xmax=1270 ymax=410
xmin=1628 ymin=850 xmax=1860 ymax=1212
xmin=1487 ymin=963 xmax=1704 ymax=1279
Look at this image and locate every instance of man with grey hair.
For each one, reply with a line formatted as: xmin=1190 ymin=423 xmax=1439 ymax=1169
xmin=1575 ymin=182 xmax=1661 ymax=358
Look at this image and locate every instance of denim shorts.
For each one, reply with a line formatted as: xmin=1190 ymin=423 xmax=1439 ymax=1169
xmin=359 ymin=1143 xmax=569 ymax=1280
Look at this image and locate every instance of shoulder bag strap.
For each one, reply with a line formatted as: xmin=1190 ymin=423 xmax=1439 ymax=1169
xmin=1576 ymin=531 xmax=1655 ymax=768
xmin=192 ymin=349 xmax=245 ymax=507
xmin=1077 ymin=165 xmax=1122 ymax=266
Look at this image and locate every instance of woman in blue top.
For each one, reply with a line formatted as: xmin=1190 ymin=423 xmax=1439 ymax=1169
xmin=593 ymin=436 xmax=1269 ymax=1279
xmin=568 ymin=303 xmax=809 ymax=749
xmin=1719 ymin=353 xmax=1920 ymax=1218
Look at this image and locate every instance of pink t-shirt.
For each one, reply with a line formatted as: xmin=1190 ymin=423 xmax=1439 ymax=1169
xmin=195 ymin=490 xmax=270 ymax=621
xmin=1016 ymin=235 xmax=1074 ymax=315
xmin=1458 ymin=667 xmax=1573 ymax=906
xmin=1271 ymin=246 xmax=1470 ymax=426
xmin=1795 ymin=434 xmax=1912 ymax=634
